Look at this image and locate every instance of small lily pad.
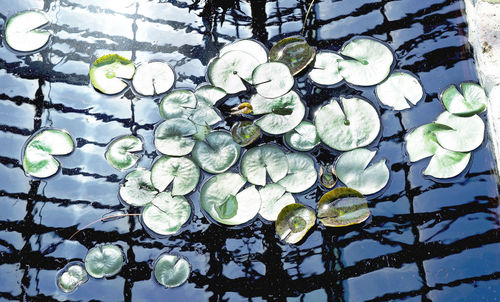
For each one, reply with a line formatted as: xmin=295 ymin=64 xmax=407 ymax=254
xmin=105 ymin=135 xmax=143 ymax=171
xmin=376 ymin=71 xmax=424 ymax=110
xmin=434 ymin=111 xmax=485 ymax=152
xmin=150 ymin=156 xmax=200 ymax=195
xmin=258 ymin=184 xmax=295 ymax=221
xmin=269 ymin=37 xmax=316 ymax=75
xmin=192 ymin=131 xmax=241 ymax=174
xmin=220 ymin=39 xmax=268 ymax=64
xmin=335 ymin=148 xmax=389 ymax=195
xmin=231 ymin=121 xmax=261 ymax=146
xmin=154 ymin=254 xmax=190 ymax=288
xmin=194 ymin=84 xmax=227 ymax=106
xmin=89 ymin=54 xmax=135 ymax=95
xmin=154 ymin=118 xmax=197 ymax=156
xmin=240 ymin=144 xmax=288 ymax=186
xmin=405 ymin=123 xmax=454 ymax=162
xmin=317 ymin=187 xmax=370 ymax=227
xmin=142 ymin=192 xmax=191 ymax=236
xmin=278 ymin=153 xmax=317 ymax=193
xmin=5 ymin=10 xmax=50 ymax=52
xmin=189 ymin=85 xmax=225 ymax=125
xmin=159 ymin=89 xmax=197 ymax=120
xmin=57 ymin=263 xmax=88 ymax=293
xmin=319 ymin=164 xmax=338 ymax=189
xmin=252 ymin=62 xmax=294 ymax=99
xmin=308 ymin=51 xmax=343 ymax=86
xmin=208 ymin=50 xmax=259 ymax=94
xmin=423 ymin=147 xmax=471 ymax=179
xmin=285 ymin=121 xmax=320 ymax=151
xmin=275 ymin=203 xmax=316 ymax=244
xmin=132 ymin=61 xmax=175 ymax=96
xmin=84 ymin=244 xmax=124 ymax=279
xmin=119 ymin=169 xmax=157 ymax=207
xmin=441 ymin=83 xmax=487 ymax=116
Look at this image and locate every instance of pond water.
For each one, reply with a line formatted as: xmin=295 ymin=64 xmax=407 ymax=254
xmin=0 ymin=0 xmax=499 ymax=301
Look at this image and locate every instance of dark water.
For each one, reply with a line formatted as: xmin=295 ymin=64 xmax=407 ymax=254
xmin=0 ymin=0 xmax=499 ymax=301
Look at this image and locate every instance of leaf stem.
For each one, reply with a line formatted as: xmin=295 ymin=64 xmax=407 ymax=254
xmin=68 ymin=213 xmax=142 ymax=241
xmin=302 ymin=0 xmax=316 ymax=36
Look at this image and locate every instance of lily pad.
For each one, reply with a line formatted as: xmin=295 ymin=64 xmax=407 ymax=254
xmin=5 ymin=10 xmax=50 ymax=52
xmin=154 ymin=118 xmax=197 ymax=156
xmin=220 ymin=39 xmax=268 ymax=64
xmin=320 ymin=164 xmax=338 ymax=189
xmin=240 ymin=144 xmax=288 ymax=186
xmin=405 ymin=123 xmax=453 ymax=162
xmin=317 ymin=187 xmax=370 ymax=227
xmin=275 ymin=204 xmax=316 ymax=244
xmin=132 ymin=61 xmax=175 ymax=96
xmin=285 ymin=121 xmax=320 ymax=151
xmin=192 ymin=131 xmax=241 ymax=174
xmin=119 ymin=169 xmax=157 ymax=207
xmin=159 ymin=90 xmax=197 ymax=120
xmin=269 ymin=37 xmax=316 ymax=75
xmin=208 ymin=50 xmax=259 ymax=94
xmin=89 ymin=54 xmax=135 ymax=95
xmin=150 ymin=156 xmax=200 ymax=195
xmin=277 ymin=153 xmax=317 ymax=193
xmin=315 ymin=97 xmax=380 ymax=151
xmin=258 ymin=184 xmax=295 ymax=221
xmin=252 ymin=62 xmax=294 ymax=99
xmin=142 ymin=192 xmax=191 ymax=236
xmin=57 ymin=263 xmax=88 ymax=293
xmin=423 ymin=147 xmax=471 ymax=179
xmin=375 ymin=71 xmax=424 ymax=110
xmin=231 ymin=121 xmax=261 ymax=146
xmin=434 ymin=111 xmax=485 ymax=152
xmin=335 ymin=148 xmax=389 ymax=195
xmin=154 ymin=254 xmax=190 ymax=288
xmin=441 ymin=83 xmax=487 ymax=116
xmin=308 ymin=51 xmax=343 ymax=86
xmin=84 ymin=244 xmax=124 ymax=279
xmin=105 ymin=135 xmax=143 ymax=171
xmin=338 ymin=38 xmax=394 ymax=86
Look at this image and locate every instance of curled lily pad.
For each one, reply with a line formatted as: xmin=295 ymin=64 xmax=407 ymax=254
xmin=308 ymin=51 xmax=343 ymax=86
xmin=5 ymin=10 xmax=50 ymax=52
xmin=22 ymin=129 xmax=74 ymax=178
xmin=434 ymin=112 xmax=485 ymax=152
xmin=154 ymin=118 xmax=197 ymax=156
xmin=375 ymin=71 xmax=424 ymax=110
xmin=275 ymin=204 xmax=316 ymax=244
xmin=258 ymin=184 xmax=295 ymax=221
xmin=319 ymin=164 xmax=338 ymax=189
xmin=441 ymin=83 xmax=487 ymax=116
xmin=159 ymin=90 xmax=197 ymax=120
xmin=220 ymin=39 xmax=268 ymax=64
xmin=338 ymin=38 xmax=394 ymax=86
xmin=315 ymin=96 xmax=380 ymax=151
xmin=278 ymin=153 xmax=317 ymax=193
xmin=317 ymin=187 xmax=370 ymax=227
xmin=335 ymin=148 xmax=389 ymax=195
xmin=230 ymin=102 xmax=253 ymax=115
xmin=89 ymin=54 xmax=135 ymax=95
xmin=208 ymin=50 xmax=259 ymax=94
xmin=240 ymin=145 xmax=288 ymax=186
xmin=84 ymin=244 xmax=124 ymax=279
xmin=57 ymin=263 xmax=88 ymax=293
xmin=150 ymin=156 xmax=200 ymax=195
xmin=252 ymin=62 xmax=294 ymax=99
xmin=405 ymin=123 xmax=453 ymax=162
xmin=142 ymin=192 xmax=191 ymax=236
xmin=154 ymin=254 xmax=190 ymax=288
xmin=285 ymin=121 xmax=320 ymax=151
xmin=423 ymin=147 xmax=471 ymax=179
xmin=231 ymin=121 xmax=261 ymax=146
xmin=192 ymin=131 xmax=241 ymax=174
xmin=119 ymin=169 xmax=157 ymax=207
xmin=105 ymin=135 xmax=143 ymax=171
xmin=132 ymin=62 xmax=175 ymax=96
xmin=269 ymin=37 xmax=316 ymax=75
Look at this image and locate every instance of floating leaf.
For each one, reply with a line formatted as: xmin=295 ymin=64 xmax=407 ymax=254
xmin=192 ymin=131 xmax=241 ymax=174
xmin=89 ymin=54 xmax=135 ymax=95
xmin=5 ymin=10 xmax=50 ymax=52
xmin=335 ymin=148 xmax=389 ymax=195
xmin=230 ymin=102 xmax=253 ymax=115
xmin=405 ymin=123 xmax=453 ymax=162
xmin=269 ymin=37 xmax=316 ymax=75
xmin=315 ymin=97 xmax=380 ymax=151
xmin=231 ymin=121 xmax=261 ymax=146
xmin=142 ymin=192 xmax=191 ymax=236
xmin=434 ymin=111 xmax=485 ymax=152
xmin=132 ymin=61 xmax=175 ymax=96
xmin=150 ymin=156 xmax=200 ymax=195
xmin=278 ymin=153 xmax=317 ymax=193
xmin=423 ymin=147 xmax=471 ymax=179
xmin=189 ymin=85 xmax=226 ymax=125
xmin=194 ymin=85 xmax=227 ymax=106
xmin=252 ymin=62 xmax=294 ymax=99
xmin=317 ymin=187 xmax=370 ymax=227
xmin=441 ymin=83 xmax=487 ymax=116
xmin=285 ymin=121 xmax=320 ymax=151
xmin=375 ymin=71 xmax=423 ymax=110
xmin=159 ymin=90 xmax=197 ymax=120
xmin=220 ymin=39 xmax=268 ymax=64
xmin=193 ymin=123 xmax=211 ymax=141
xmin=319 ymin=164 xmax=338 ymax=189
xmin=258 ymin=184 xmax=295 ymax=221
xmin=240 ymin=145 xmax=288 ymax=186
xmin=154 ymin=254 xmax=190 ymax=288
xmin=105 ymin=135 xmax=143 ymax=171
xmin=119 ymin=169 xmax=157 ymax=207
xmin=338 ymin=38 xmax=394 ymax=86
xmin=275 ymin=204 xmax=315 ymax=244
xmin=208 ymin=50 xmax=259 ymax=94
xmin=154 ymin=118 xmax=197 ymax=156
xmin=57 ymin=263 xmax=88 ymax=293
xmin=84 ymin=244 xmax=123 ymax=279
xmin=308 ymin=51 xmax=343 ymax=86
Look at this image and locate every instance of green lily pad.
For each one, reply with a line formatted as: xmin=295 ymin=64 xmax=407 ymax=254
xmin=5 ymin=10 xmax=50 ymax=52
xmin=187 ymin=84 xmax=226 ymax=126
xmin=192 ymin=131 xmax=241 ymax=174
xmin=57 ymin=263 xmax=88 ymax=293
xmin=89 ymin=54 xmax=135 ymax=95
xmin=208 ymin=50 xmax=259 ymax=94
xmin=338 ymin=38 xmax=394 ymax=86
xmin=269 ymin=37 xmax=316 ymax=76
xmin=142 ymin=192 xmax=191 ymax=236
xmin=277 ymin=153 xmax=317 ymax=193
xmin=258 ymin=184 xmax=295 ymax=221
xmin=150 ymin=156 xmax=200 ymax=195
xmin=317 ymin=187 xmax=370 ymax=227
xmin=159 ymin=89 xmax=197 ymax=120
xmin=220 ymin=39 xmax=268 ymax=64
xmin=240 ymin=144 xmax=288 ymax=186
xmin=275 ymin=203 xmax=316 ymax=244
xmin=308 ymin=51 xmax=343 ymax=86
xmin=119 ymin=169 xmax=157 ymax=207
xmin=154 ymin=254 xmax=190 ymax=288
xmin=252 ymin=62 xmax=294 ymax=99
xmin=193 ymin=123 xmax=211 ymax=141
xmin=405 ymin=123 xmax=454 ymax=162
xmin=194 ymin=84 xmax=227 ymax=106
xmin=105 ymin=135 xmax=143 ymax=171
xmin=423 ymin=147 xmax=471 ymax=179
xmin=154 ymin=118 xmax=197 ymax=156
xmin=375 ymin=71 xmax=424 ymax=110
xmin=132 ymin=61 xmax=175 ymax=96
xmin=335 ymin=148 xmax=389 ymax=195
xmin=441 ymin=83 xmax=487 ymax=116
xmin=84 ymin=244 xmax=124 ymax=279
xmin=285 ymin=121 xmax=320 ymax=151
xmin=231 ymin=121 xmax=261 ymax=146
xmin=434 ymin=111 xmax=485 ymax=152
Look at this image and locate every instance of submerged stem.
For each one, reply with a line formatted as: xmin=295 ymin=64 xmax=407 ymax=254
xmin=68 ymin=213 xmax=142 ymax=241
xmin=301 ymin=0 xmax=316 ymax=36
